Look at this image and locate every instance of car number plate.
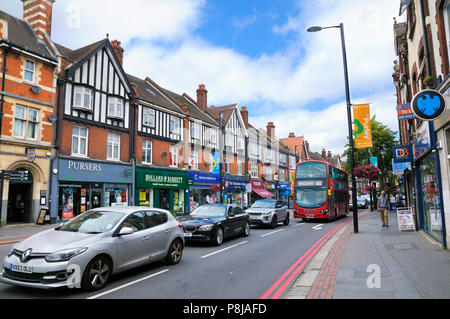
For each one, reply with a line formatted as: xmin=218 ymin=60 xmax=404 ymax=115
xmin=184 ymin=232 xmax=192 ymax=238
xmin=10 ymin=263 xmax=33 ymax=274
xmin=306 ymin=214 xmax=315 ymax=219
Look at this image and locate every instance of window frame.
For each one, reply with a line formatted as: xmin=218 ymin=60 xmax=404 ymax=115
xmin=142 ymin=107 xmax=155 ymax=128
xmin=24 ymin=59 xmax=35 ymax=83
xmin=73 ymin=86 xmax=93 ymax=111
xmin=107 ymin=96 xmax=124 ymax=119
xmin=107 ymin=132 xmax=121 ymax=161
xmin=13 ymin=105 xmax=39 ymax=140
xmin=169 ymin=115 xmax=181 ymax=135
xmin=72 ymin=125 xmax=89 ymax=157
xmin=142 ymin=139 xmax=153 ymax=164
xmin=250 ymin=162 xmax=258 ymax=178
xmin=170 ymin=145 xmax=179 ymax=167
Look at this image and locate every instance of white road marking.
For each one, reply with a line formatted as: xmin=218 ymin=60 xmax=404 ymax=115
xmin=260 ymin=229 xmax=285 ymax=237
xmin=87 ymin=269 xmax=169 ymax=299
xmin=292 ymin=222 xmax=305 ymax=227
xmin=312 ymin=224 xmax=323 ymax=230
xmin=201 ymin=241 xmax=248 ymax=259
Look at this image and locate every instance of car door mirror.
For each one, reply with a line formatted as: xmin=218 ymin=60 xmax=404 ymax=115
xmin=118 ymin=226 xmax=134 ymax=236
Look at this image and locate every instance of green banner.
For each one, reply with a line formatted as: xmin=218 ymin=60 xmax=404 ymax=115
xmin=136 ymin=167 xmax=188 ymax=189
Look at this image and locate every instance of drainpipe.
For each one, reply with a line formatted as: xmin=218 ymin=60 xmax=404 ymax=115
xmin=0 ymin=46 xmax=10 ymax=141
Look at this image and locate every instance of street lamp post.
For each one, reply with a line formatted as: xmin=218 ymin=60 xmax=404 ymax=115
xmin=307 ymin=23 xmax=359 ymax=233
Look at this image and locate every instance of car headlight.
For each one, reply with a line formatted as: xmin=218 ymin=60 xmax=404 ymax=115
xmin=45 ymin=247 xmax=87 ymax=263
xmin=263 ymin=211 xmax=273 ymax=215
xmin=198 ymin=224 xmax=214 ymax=231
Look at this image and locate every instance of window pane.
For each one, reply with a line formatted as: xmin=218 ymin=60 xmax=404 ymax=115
xmin=14 ymin=119 xmax=24 ymax=137
xmin=24 ymin=70 xmax=33 ymax=82
xmin=114 ymin=144 xmax=119 ymax=159
xmin=80 ymin=127 xmax=87 ymax=137
xmin=26 ymin=60 xmax=34 ymax=71
xmin=84 ymin=92 xmax=91 ymax=108
xmin=27 ymin=122 xmax=37 ymax=139
xmin=16 ymin=106 xmax=26 ymax=119
xmin=107 ymin=143 xmax=112 ymax=158
xmin=72 ymin=136 xmax=79 ymax=154
xmin=80 ymin=138 xmax=86 ymax=155
xmin=28 ymin=108 xmax=38 ymax=122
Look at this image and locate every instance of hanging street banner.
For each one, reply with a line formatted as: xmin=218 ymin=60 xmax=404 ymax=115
xmin=370 ymin=156 xmax=378 ymax=168
xmin=411 ymin=89 xmax=447 ymax=121
xmin=397 ymin=104 xmax=416 ymax=120
xmin=211 ymin=152 xmax=220 ymax=175
xmin=352 ymin=104 xmax=373 ymax=148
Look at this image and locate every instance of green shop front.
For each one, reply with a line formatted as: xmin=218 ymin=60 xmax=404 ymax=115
xmin=136 ymin=167 xmax=189 ymax=215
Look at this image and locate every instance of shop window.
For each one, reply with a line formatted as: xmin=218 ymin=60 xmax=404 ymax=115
xmin=142 ymin=140 xmax=153 ymax=164
xmin=73 ymin=86 xmax=93 ymax=110
xmin=105 ymin=185 xmax=128 ymax=206
xmin=24 ymin=59 xmax=35 ymax=83
xmin=107 ymin=97 xmax=124 ymax=119
xmin=13 ymin=105 xmax=38 ymax=139
xmin=72 ymin=126 xmax=88 ymax=156
xmin=107 ymin=132 xmax=120 ymax=160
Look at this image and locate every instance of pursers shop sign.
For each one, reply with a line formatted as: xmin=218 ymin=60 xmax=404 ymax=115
xmin=58 ymin=158 xmax=132 ymax=183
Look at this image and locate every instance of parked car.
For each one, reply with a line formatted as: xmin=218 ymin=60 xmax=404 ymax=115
xmin=357 ymin=197 xmax=368 ymax=209
xmin=1 ymin=207 xmax=184 ymax=291
xmin=177 ymin=204 xmax=250 ymax=246
xmin=245 ymin=199 xmax=289 ymax=228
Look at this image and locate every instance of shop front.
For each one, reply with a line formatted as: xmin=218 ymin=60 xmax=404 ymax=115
xmin=223 ymin=174 xmax=248 ymax=207
xmin=249 ymin=179 xmax=274 ymax=205
xmin=50 ymin=158 xmax=133 ymax=221
xmin=265 ymin=181 xmax=290 ymax=201
xmin=188 ymin=172 xmax=220 ymax=212
xmin=136 ymin=166 xmax=189 ymax=216
xmin=413 ymin=122 xmax=446 ymax=244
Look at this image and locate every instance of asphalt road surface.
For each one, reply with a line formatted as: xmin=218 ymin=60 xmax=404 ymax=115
xmin=0 ymin=212 xmax=356 ymax=299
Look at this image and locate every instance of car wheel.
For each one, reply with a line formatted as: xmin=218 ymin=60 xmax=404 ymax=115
xmin=283 ymin=213 xmax=290 ymax=226
xmin=81 ymin=255 xmax=112 ymax=291
xmin=166 ymin=238 xmax=183 ymax=265
xmin=214 ymin=227 xmax=224 ymax=246
xmin=270 ymin=216 xmax=277 ymax=229
xmin=243 ymin=222 xmax=250 ymax=237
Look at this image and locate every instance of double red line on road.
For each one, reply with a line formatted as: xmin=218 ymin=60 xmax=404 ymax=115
xmin=260 ymin=218 xmax=353 ymax=299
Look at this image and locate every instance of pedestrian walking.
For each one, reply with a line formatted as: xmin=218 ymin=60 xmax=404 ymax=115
xmin=377 ymin=191 xmax=389 ymax=227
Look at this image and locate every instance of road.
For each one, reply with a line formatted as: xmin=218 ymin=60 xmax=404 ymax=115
xmin=0 ymin=212 xmax=356 ymax=299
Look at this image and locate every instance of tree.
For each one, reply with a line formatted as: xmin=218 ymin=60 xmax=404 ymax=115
xmin=343 ymin=115 xmax=398 ymax=191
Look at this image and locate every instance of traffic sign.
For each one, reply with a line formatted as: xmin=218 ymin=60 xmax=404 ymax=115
xmin=411 ymin=89 xmax=447 ymax=121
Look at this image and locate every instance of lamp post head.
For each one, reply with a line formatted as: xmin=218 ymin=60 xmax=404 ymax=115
xmin=307 ymin=26 xmax=323 ymax=32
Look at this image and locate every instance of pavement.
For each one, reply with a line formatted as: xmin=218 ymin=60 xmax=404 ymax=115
xmin=0 ymin=223 xmax=56 ymax=245
xmin=286 ymin=209 xmax=450 ymax=299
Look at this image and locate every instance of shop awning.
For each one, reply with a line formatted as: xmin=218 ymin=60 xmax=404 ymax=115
xmin=252 ymin=188 xmax=275 ymax=198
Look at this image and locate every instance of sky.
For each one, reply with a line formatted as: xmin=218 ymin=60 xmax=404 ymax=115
xmin=1 ymin=0 xmax=403 ymax=157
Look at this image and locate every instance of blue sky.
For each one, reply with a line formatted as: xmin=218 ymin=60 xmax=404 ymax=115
xmin=0 ymin=0 xmax=401 ymax=156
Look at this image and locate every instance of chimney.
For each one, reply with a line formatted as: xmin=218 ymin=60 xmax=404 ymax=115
xmin=321 ymin=148 xmax=326 ymax=158
xmin=111 ymin=40 xmax=124 ymax=66
xmin=22 ymin=0 xmax=55 ymax=40
xmin=240 ymin=106 xmax=248 ymax=128
xmin=289 ymin=132 xmax=295 ymax=138
xmin=267 ymin=122 xmax=275 ymax=139
xmin=327 ymin=150 xmax=332 ymax=158
xmin=305 ymin=140 xmax=309 ymax=152
xmin=197 ymin=84 xmax=208 ymax=112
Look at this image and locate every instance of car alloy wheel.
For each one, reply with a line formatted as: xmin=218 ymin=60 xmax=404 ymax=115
xmin=166 ymin=239 xmax=183 ymax=265
xmin=283 ymin=213 xmax=290 ymax=226
xmin=82 ymin=255 xmax=112 ymax=291
xmin=243 ymin=222 xmax=250 ymax=237
xmin=215 ymin=227 xmax=224 ymax=246
xmin=270 ymin=216 xmax=277 ymax=229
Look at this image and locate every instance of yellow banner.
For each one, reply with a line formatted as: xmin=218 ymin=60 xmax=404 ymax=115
xmin=352 ymin=104 xmax=373 ymax=148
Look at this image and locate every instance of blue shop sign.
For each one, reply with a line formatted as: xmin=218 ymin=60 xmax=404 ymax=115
xmin=392 ymin=145 xmax=413 ymax=163
xmin=223 ymin=177 xmax=248 ymax=190
xmin=279 ymin=183 xmax=290 ymax=190
xmin=188 ymin=172 xmax=220 ymax=184
xmin=58 ymin=158 xmax=133 ymax=184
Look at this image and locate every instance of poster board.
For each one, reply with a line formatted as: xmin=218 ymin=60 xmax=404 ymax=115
xmin=396 ymin=207 xmax=416 ymax=232
xmin=36 ymin=208 xmax=48 ymax=225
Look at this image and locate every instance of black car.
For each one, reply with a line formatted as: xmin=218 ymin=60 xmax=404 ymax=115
xmin=177 ymin=204 xmax=250 ymax=246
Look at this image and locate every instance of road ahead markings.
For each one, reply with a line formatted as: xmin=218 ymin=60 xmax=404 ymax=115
xmin=87 ymin=269 xmax=169 ymax=299
xmin=260 ymin=229 xmax=285 ymax=237
xmin=201 ymin=241 xmax=248 ymax=259
xmin=312 ymin=224 xmax=323 ymax=230
xmin=292 ymin=222 xmax=305 ymax=227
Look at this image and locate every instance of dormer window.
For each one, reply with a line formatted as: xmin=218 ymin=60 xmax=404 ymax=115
xmin=73 ymin=86 xmax=93 ymax=110
xmin=107 ymin=97 xmax=124 ymax=119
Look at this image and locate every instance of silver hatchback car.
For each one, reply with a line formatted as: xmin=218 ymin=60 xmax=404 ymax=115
xmin=1 ymin=206 xmax=184 ymax=291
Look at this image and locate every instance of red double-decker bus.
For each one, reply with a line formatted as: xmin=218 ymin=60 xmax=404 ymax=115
xmin=293 ymin=160 xmax=349 ymax=220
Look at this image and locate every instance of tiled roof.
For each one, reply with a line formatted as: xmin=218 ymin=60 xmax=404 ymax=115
xmin=0 ymin=10 xmax=56 ymax=61
xmin=54 ymin=39 xmax=106 ymax=64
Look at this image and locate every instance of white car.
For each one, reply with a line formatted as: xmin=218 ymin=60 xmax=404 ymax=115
xmin=246 ymin=200 xmax=289 ymax=228
xmin=1 ymin=206 xmax=184 ymax=291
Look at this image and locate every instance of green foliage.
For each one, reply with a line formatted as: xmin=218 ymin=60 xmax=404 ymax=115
xmin=343 ymin=115 xmax=398 ymax=189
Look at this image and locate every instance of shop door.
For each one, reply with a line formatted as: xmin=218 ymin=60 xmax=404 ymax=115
xmin=159 ymin=189 xmax=170 ymax=210
xmin=91 ymin=189 xmax=102 ymax=209
xmin=7 ymin=178 xmax=33 ymax=224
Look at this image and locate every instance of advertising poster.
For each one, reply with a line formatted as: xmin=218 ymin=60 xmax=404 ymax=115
xmin=430 ymin=209 xmax=442 ymax=231
xmin=62 ymin=188 xmax=74 ymax=220
xmin=396 ymin=207 xmax=415 ymax=232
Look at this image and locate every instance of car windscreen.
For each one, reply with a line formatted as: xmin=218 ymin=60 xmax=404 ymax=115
xmin=251 ymin=200 xmax=275 ymax=208
xmin=57 ymin=210 xmax=125 ymax=233
xmin=190 ymin=205 xmax=226 ymax=217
